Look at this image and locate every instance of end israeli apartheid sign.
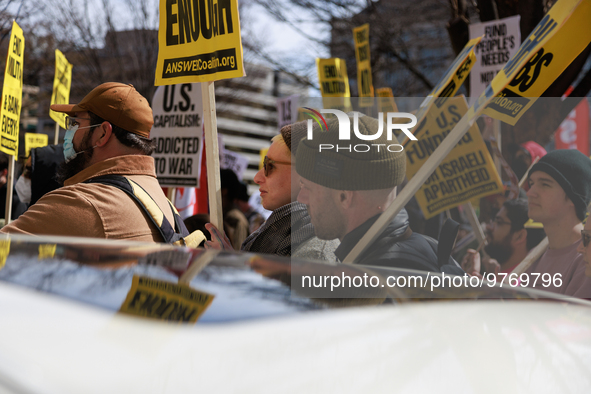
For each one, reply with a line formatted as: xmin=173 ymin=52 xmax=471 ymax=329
xmin=0 ymin=21 xmax=24 ymax=157
xmin=49 ymin=49 xmax=73 ymax=129
xmin=151 ymin=83 xmax=204 ymax=187
xmin=469 ymin=15 xmax=520 ymax=102
xmin=155 ymin=0 xmax=245 ymax=85
xmin=342 ymin=0 xmax=589 ymax=262
xmin=471 ymin=0 xmax=591 ymax=125
xmin=406 ymin=96 xmax=503 ymax=219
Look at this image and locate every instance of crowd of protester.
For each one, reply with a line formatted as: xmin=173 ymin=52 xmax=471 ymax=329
xmin=2 ymin=82 xmax=590 ymax=299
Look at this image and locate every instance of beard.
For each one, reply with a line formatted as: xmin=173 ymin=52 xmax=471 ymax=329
xmin=313 ymin=222 xmax=341 ymax=241
xmin=56 ymin=132 xmax=95 ymax=184
xmin=308 ymin=206 xmax=343 ymax=241
xmin=484 ymin=234 xmax=514 ymax=264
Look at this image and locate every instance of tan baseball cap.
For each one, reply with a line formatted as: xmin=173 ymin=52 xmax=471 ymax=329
xmin=50 ymin=82 xmax=153 ymax=138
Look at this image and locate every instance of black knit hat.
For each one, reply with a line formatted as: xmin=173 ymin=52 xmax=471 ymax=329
xmin=295 ymin=113 xmax=405 ymax=190
xmin=529 ymin=149 xmax=591 ymax=221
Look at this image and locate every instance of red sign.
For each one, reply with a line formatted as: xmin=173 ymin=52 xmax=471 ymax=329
xmin=555 ymin=99 xmax=590 ymax=155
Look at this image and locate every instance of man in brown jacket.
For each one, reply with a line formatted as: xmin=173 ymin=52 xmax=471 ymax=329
xmin=1 ymin=82 xmax=176 ymax=242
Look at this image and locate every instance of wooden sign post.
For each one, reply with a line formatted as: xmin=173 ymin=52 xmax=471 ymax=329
xmin=201 ymin=81 xmax=224 ymax=230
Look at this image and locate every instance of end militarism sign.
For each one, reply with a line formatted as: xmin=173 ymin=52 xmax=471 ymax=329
xmin=0 ymin=21 xmax=24 ymax=157
xmin=155 ymin=0 xmax=245 ymax=85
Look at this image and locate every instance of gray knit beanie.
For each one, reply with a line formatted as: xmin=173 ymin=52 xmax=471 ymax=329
xmin=529 ymin=149 xmax=591 ymax=221
xmin=280 ymin=120 xmax=308 ymax=155
xmin=295 ymin=113 xmax=405 ymax=190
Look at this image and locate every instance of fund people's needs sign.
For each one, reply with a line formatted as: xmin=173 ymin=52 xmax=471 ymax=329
xmin=49 ymin=49 xmax=73 ymax=129
xmin=472 ymin=0 xmax=591 ymax=125
xmin=406 ymin=97 xmax=503 ymax=219
xmin=155 ymin=0 xmax=245 ymax=85
xmin=0 ymin=21 xmax=24 ymax=156
xmin=151 ymin=83 xmax=204 ymax=187
xmin=469 ymin=15 xmax=520 ymax=101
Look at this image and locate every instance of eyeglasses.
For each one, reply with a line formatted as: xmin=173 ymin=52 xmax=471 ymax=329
xmin=491 ymin=217 xmax=512 ymax=226
xmin=65 ymin=116 xmax=92 ymax=129
xmin=263 ymin=156 xmax=291 ymax=177
xmin=581 ymin=230 xmax=591 ymax=247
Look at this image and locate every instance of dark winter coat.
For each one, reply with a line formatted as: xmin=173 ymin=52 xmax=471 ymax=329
xmin=334 ymin=209 xmax=464 ymax=275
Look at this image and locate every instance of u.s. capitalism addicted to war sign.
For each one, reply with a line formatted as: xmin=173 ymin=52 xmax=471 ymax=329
xmin=152 ymin=83 xmax=204 ymax=187
xmin=406 ymin=96 xmax=503 ymax=219
xmin=155 ymin=0 xmax=245 ymax=85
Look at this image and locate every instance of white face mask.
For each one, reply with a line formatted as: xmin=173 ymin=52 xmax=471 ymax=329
xmin=15 ymin=175 xmax=31 ymax=204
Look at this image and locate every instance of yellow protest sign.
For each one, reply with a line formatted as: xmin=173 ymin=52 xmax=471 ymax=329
xmin=473 ymin=0 xmax=590 ymax=125
xmin=406 ymin=96 xmax=503 ymax=219
xmin=25 ymin=133 xmax=48 ymax=158
xmin=316 ymin=58 xmax=351 ymax=110
xmin=0 ymin=21 xmax=24 ymax=157
xmin=352 ymin=24 xmax=374 ymax=107
xmin=408 ymin=37 xmax=481 ymax=142
xmin=0 ymin=238 xmax=10 ymax=270
xmin=429 ymin=37 xmax=481 ymax=101
xmin=49 ymin=50 xmax=72 ymax=129
xmin=38 ymin=244 xmax=56 ymax=260
xmin=155 ymin=0 xmax=245 ymax=85
xmin=119 ymin=275 xmax=214 ymax=323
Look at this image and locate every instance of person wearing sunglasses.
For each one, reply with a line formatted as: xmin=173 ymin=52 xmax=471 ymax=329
xmin=524 ymin=149 xmax=591 ymax=298
xmin=206 ymin=122 xmax=339 ymax=262
xmin=1 ymin=83 xmax=183 ymax=243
